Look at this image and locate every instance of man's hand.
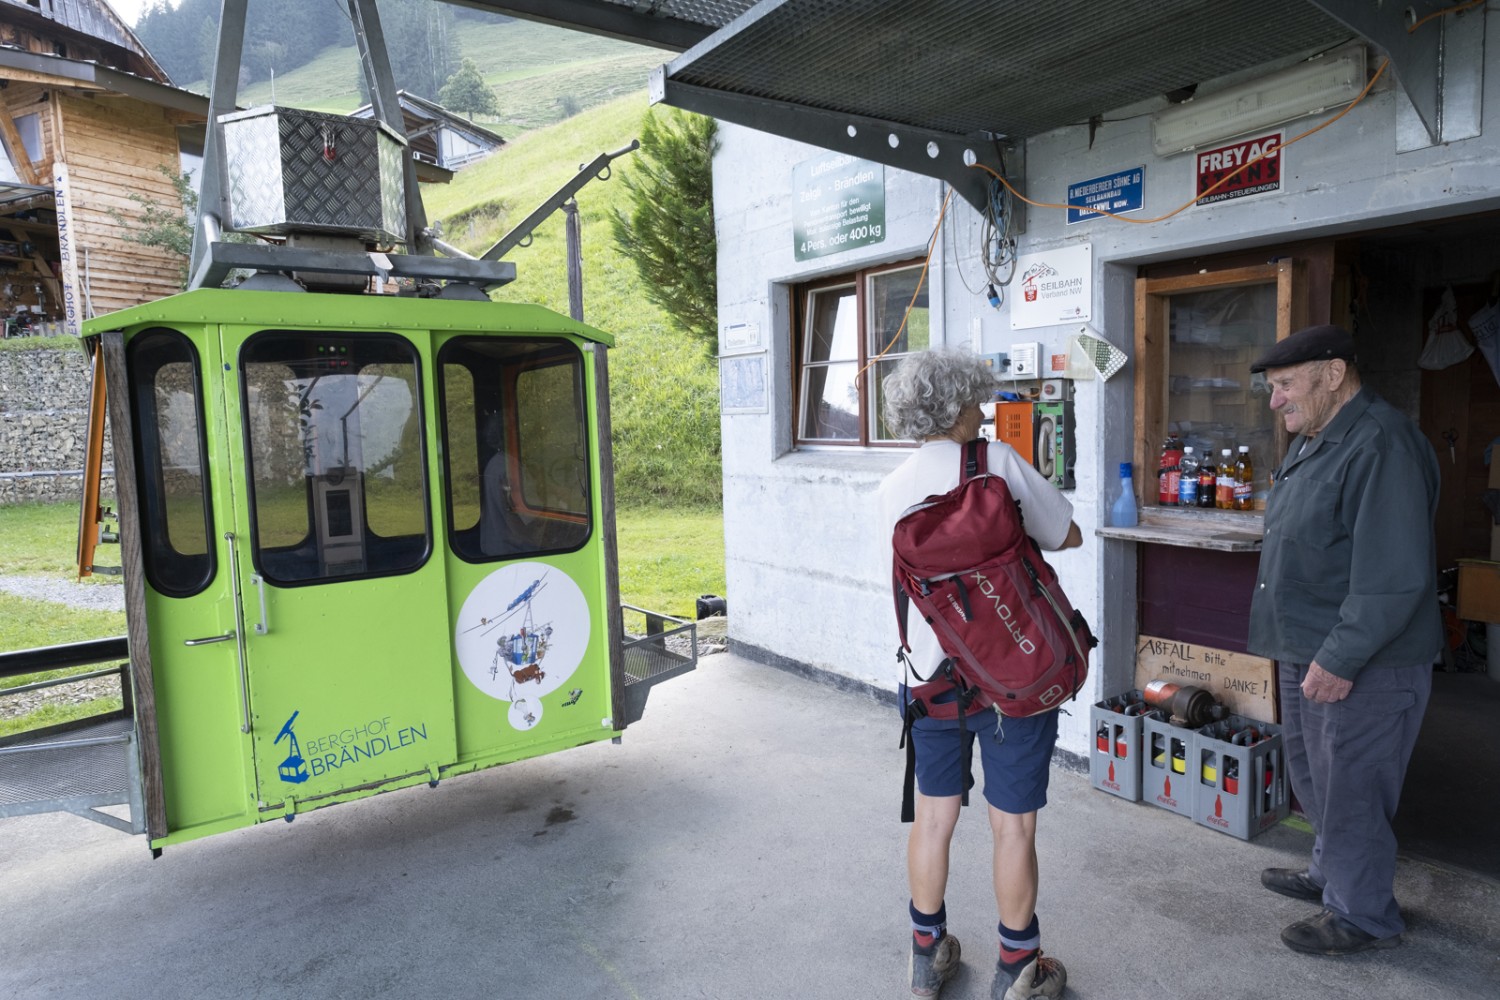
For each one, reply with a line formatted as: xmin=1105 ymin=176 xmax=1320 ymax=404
xmin=1301 ymin=661 xmax=1353 ymax=703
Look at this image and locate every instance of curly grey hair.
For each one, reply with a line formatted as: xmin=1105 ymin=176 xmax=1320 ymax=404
xmin=881 ymin=348 xmax=997 ymax=441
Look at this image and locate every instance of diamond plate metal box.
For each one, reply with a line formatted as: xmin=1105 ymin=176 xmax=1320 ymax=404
xmin=220 ymin=106 xmax=407 ymax=244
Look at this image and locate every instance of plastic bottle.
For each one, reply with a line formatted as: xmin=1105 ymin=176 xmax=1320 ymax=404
xmin=1157 ymin=435 xmax=1183 ymax=506
xmin=1178 ymin=447 xmax=1200 ymax=507
xmin=1111 ymin=462 xmax=1138 ymax=527
xmin=1196 ymin=450 xmax=1216 ymax=508
xmin=1216 ymin=448 xmax=1234 ymax=509
xmin=1233 ymin=445 xmax=1254 ymax=511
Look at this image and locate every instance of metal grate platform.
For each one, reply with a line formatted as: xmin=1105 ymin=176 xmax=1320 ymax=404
xmin=621 ymin=605 xmax=698 ymax=725
xmin=0 ymin=717 xmax=133 ymax=820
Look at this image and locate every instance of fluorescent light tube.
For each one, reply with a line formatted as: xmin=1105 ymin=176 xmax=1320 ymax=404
xmin=1151 ymin=44 xmax=1368 ymax=155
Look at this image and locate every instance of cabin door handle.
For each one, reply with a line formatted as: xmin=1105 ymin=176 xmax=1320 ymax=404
xmin=184 ymin=632 xmax=235 ymax=646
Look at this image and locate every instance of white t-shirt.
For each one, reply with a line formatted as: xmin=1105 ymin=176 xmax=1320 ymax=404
xmin=877 ymin=439 xmax=1075 ymax=686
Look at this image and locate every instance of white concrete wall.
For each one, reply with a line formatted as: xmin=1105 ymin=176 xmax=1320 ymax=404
xmin=713 ymin=25 xmax=1500 ymax=757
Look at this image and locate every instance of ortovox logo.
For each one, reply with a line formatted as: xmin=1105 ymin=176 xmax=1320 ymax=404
xmin=968 ymin=571 xmax=1037 ymax=655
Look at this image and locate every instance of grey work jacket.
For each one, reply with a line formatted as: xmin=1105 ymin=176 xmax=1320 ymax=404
xmin=1247 ymin=387 xmax=1441 ymax=680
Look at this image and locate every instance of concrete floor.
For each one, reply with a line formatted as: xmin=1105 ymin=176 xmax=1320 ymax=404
xmin=3 ymin=651 xmax=1497 ymax=1000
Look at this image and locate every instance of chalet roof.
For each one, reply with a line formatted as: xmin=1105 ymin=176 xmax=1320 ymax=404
xmin=0 ymin=45 xmax=204 ymax=114
xmin=0 ymin=0 xmax=168 ymax=82
xmin=350 ymin=89 xmax=507 ymax=163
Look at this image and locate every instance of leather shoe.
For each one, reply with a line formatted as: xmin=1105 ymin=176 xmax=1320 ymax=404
xmin=1261 ymin=867 xmax=1323 ymax=902
xmin=1281 ymin=909 xmax=1401 ymax=955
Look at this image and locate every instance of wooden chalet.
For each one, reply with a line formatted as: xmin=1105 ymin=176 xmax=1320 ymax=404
xmin=351 ymin=89 xmax=506 ymax=171
xmin=0 ymin=0 xmax=208 ymax=336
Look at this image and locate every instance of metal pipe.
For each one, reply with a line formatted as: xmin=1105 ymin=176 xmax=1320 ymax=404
xmin=0 ymin=636 xmax=128 ymax=680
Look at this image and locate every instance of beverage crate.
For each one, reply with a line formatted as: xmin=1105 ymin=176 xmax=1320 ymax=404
xmin=1088 ymin=690 xmax=1150 ymax=802
xmin=1190 ymin=715 xmax=1289 ymax=841
xmin=1141 ymin=711 xmax=1195 ymax=817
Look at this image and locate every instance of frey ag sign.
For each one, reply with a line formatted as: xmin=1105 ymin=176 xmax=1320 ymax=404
xmin=1194 ymin=132 xmax=1282 ymax=206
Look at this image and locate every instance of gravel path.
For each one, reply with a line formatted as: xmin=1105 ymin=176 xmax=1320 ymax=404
xmin=0 ymin=573 xmax=125 ymax=612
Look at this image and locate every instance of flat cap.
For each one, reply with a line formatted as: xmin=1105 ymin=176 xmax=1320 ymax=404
xmin=1250 ymin=324 xmax=1356 ymax=373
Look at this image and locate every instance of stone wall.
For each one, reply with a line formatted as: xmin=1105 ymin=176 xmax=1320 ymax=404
xmin=0 ymin=347 xmax=115 ymax=505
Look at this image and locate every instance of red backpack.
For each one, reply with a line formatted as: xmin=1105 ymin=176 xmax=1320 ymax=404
xmin=893 ymin=440 xmax=1095 ymax=819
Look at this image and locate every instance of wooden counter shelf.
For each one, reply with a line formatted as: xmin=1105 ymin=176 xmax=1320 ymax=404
xmin=1096 ymin=507 xmax=1264 ymax=551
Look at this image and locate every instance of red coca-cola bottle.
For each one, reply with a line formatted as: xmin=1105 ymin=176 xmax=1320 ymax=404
xmin=1158 ymin=434 xmax=1184 ymax=506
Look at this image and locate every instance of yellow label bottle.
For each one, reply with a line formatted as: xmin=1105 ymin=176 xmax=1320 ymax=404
xmin=1233 ymin=445 xmax=1254 ymax=510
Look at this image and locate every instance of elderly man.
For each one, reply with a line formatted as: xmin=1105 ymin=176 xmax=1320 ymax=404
xmin=1247 ymin=324 xmax=1439 ymax=955
xmin=878 ymin=349 xmax=1082 ymax=999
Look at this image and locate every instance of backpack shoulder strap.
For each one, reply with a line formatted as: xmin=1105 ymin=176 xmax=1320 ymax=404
xmin=962 ymin=438 xmax=988 ymax=482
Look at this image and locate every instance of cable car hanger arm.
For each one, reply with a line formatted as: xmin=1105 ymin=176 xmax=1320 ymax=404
xmin=478 ymin=141 xmax=639 ymax=262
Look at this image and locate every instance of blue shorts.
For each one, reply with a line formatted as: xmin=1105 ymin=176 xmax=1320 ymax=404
xmin=902 ymin=695 xmax=1059 ymax=815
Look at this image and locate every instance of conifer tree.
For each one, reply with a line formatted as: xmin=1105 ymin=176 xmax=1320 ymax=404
xmin=610 ymin=109 xmax=719 ymax=352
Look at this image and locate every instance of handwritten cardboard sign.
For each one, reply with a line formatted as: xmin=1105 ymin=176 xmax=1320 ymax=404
xmin=1133 ymin=634 xmax=1278 ymax=723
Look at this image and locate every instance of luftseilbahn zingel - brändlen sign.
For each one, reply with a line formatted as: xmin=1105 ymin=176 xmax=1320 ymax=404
xmin=792 ymin=151 xmax=886 ymax=261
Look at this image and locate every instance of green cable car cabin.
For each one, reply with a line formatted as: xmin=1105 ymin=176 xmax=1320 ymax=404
xmin=0 ymin=0 xmax=694 ymax=853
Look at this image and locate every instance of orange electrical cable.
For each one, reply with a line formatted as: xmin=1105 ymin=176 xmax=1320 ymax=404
xmin=972 ymin=58 xmax=1389 ymax=225
xmin=1408 ymin=0 xmax=1486 ymax=34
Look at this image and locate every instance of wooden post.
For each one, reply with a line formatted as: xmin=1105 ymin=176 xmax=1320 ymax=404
xmin=101 ymin=331 xmax=168 ymax=844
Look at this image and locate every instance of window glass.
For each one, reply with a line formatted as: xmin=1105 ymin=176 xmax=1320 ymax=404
xmin=867 ymin=265 xmax=928 ymax=441
xmin=241 ymin=332 xmax=428 ymax=583
xmin=794 ymin=259 xmax=928 ymax=446
xmin=127 ymin=329 xmax=213 ymax=597
xmin=444 ymin=364 xmax=481 ymax=532
xmin=1167 ymin=283 xmax=1278 ymax=501
xmin=438 ymin=338 xmax=591 ymax=562
xmin=800 ymin=285 xmax=858 ymax=441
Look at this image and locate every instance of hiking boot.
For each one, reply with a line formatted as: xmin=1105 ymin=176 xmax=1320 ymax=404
xmin=910 ymin=934 xmax=961 ymax=997
xmin=1261 ymin=867 xmax=1324 ymax=902
xmin=994 ymin=951 xmax=1067 ymax=1000
xmin=1281 ymin=909 xmax=1401 ymax=956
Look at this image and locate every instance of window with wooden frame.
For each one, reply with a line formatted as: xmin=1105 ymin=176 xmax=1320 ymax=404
xmin=1134 ymin=259 xmax=1308 ymax=512
xmin=793 ymin=258 xmax=930 ymax=446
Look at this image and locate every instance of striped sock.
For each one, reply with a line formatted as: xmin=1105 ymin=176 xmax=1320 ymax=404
xmin=911 ymin=900 xmax=947 ymax=953
xmin=998 ymin=914 xmax=1041 ymax=974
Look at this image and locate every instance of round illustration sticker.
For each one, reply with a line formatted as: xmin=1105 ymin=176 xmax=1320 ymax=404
xmin=454 ymin=563 xmax=591 ymax=731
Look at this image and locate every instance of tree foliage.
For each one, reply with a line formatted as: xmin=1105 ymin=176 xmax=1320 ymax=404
xmin=609 ymin=109 xmax=719 ymax=351
xmin=438 ymin=58 xmax=500 ymax=120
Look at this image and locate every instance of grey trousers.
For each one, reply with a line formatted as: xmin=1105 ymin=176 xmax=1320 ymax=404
xmin=1277 ymin=661 xmax=1431 ymax=938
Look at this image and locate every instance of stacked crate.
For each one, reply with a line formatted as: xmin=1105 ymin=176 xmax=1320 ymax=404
xmin=1088 ymin=689 xmax=1151 ymax=802
xmin=1190 ymin=716 xmax=1290 ymax=840
xmin=1093 ymin=691 xmax=1289 ymax=841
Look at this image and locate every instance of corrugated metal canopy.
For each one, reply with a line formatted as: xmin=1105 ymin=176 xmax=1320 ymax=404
xmin=663 ymin=0 xmax=1352 ymax=140
xmin=449 ymin=0 xmax=755 ymax=49
xmin=640 ymin=0 xmax=1416 ymax=212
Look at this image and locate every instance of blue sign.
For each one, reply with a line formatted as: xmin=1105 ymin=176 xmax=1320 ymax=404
xmin=1066 ymin=167 xmax=1144 ymax=225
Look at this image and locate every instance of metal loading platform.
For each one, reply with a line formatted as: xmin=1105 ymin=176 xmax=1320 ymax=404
xmin=621 ymin=604 xmax=697 ymax=725
xmin=0 ymin=636 xmax=141 ymax=834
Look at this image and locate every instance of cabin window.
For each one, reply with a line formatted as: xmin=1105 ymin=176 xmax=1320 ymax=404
xmin=240 ymin=332 xmax=429 ymax=584
xmin=438 ymin=338 xmax=591 ymax=562
xmin=793 ymin=258 xmax=929 ymax=445
xmin=126 ymin=329 xmax=214 ymax=597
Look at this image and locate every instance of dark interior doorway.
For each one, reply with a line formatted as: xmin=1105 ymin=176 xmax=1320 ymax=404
xmin=1357 ymin=217 xmax=1500 ymax=881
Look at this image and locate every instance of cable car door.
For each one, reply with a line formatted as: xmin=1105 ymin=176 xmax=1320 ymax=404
xmin=222 ymin=327 xmax=457 ymax=816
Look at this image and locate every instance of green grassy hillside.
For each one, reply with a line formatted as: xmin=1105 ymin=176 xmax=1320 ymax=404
xmin=421 ymin=92 xmax=722 ymax=509
xmin=236 ymin=19 xmax=668 ymax=134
